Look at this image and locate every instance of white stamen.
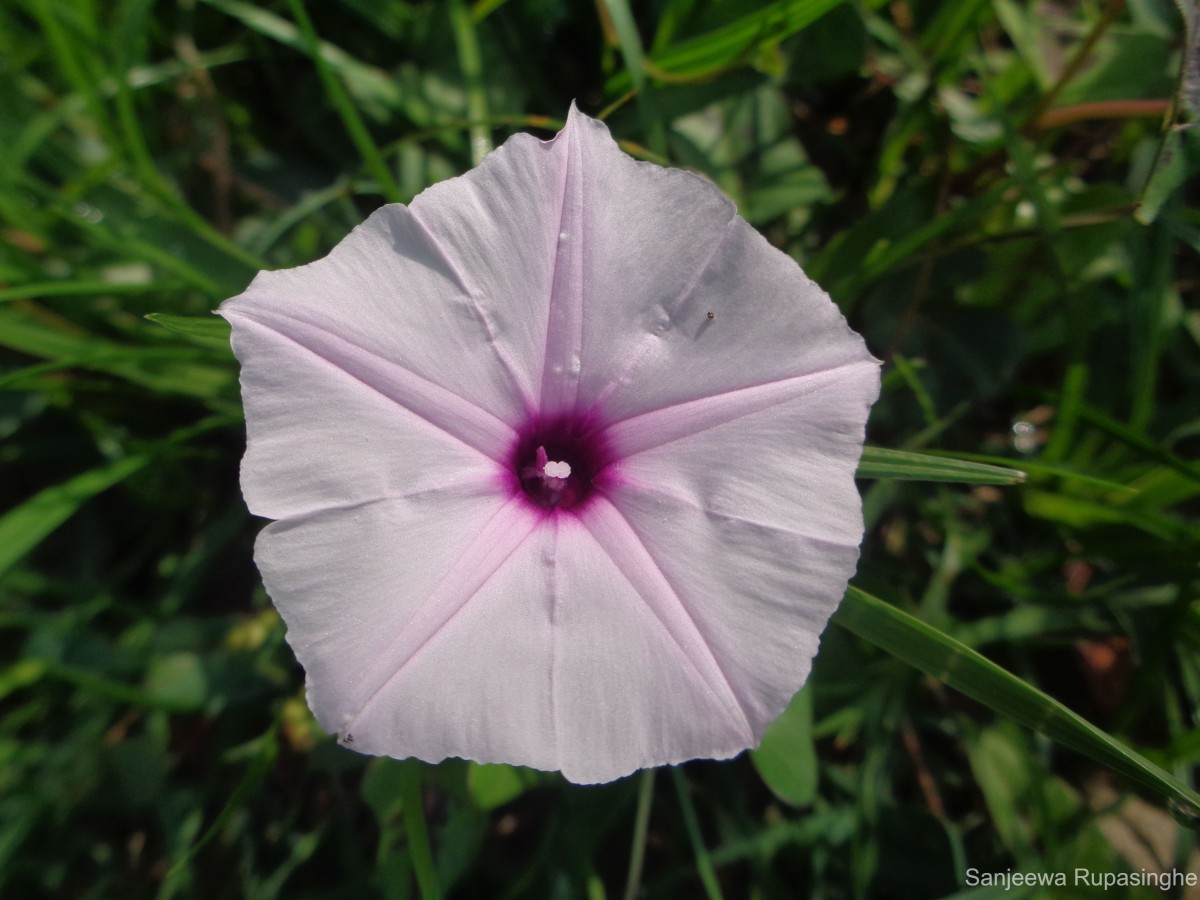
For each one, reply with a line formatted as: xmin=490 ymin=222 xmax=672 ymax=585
xmin=544 ymin=460 xmax=571 ymax=479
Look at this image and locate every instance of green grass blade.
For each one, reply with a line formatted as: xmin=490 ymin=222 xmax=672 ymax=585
xmin=0 ymin=280 xmax=184 ymax=304
xmin=925 ymin=451 xmax=1140 ymax=496
xmin=621 ymin=769 xmax=656 ymax=900
xmin=835 ymin=586 xmax=1200 ymax=822
xmin=613 ymin=0 xmax=847 ymax=87
xmin=857 ymin=447 xmax=1026 ymax=484
xmin=0 ymin=309 xmax=233 ymax=399
xmin=0 ymin=416 xmax=230 ymax=580
xmin=670 ymin=768 xmax=725 ymax=900
xmin=599 ymin=0 xmax=667 ymax=157
xmin=399 ymin=762 xmax=442 ymax=900
xmin=448 ymin=0 xmax=492 ymax=165
xmin=0 ymin=454 xmax=150 ymax=579
xmin=146 ymin=312 xmax=233 ymax=347
xmin=165 ymin=725 xmax=280 ymax=882
xmin=286 ymin=0 xmax=403 ymax=203
xmin=199 ymin=0 xmax=406 ymax=119
xmin=1075 ymin=402 xmax=1200 ymax=488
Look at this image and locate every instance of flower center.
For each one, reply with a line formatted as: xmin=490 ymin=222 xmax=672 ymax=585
xmin=511 ymin=414 xmax=610 ymax=512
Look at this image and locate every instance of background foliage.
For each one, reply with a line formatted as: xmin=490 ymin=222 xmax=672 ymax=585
xmin=1 ymin=0 xmax=1198 ymax=897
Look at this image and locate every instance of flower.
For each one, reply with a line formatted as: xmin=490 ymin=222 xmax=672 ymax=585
xmin=220 ymin=106 xmax=880 ymax=785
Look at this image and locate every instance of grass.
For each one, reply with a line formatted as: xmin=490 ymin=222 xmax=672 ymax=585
xmin=0 ymin=0 xmax=1197 ymax=897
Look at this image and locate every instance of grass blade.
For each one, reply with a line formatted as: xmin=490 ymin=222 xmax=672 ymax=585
xmin=285 ymin=0 xmax=403 ymax=203
xmin=0 ymin=454 xmax=150 ymax=579
xmin=835 ymin=586 xmax=1200 ymax=823
xmin=857 ymin=447 xmax=1027 ymax=484
xmin=400 ymin=762 xmax=442 ymax=900
xmin=449 ymin=0 xmax=492 ymax=165
xmin=670 ymin=768 xmax=724 ymax=900
xmin=611 ymin=0 xmax=847 ymax=87
xmin=621 ymin=769 xmax=656 ymax=900
xmin=599 ymin=0 xmax=667 ymax=156
xmin=146 ymin=312 xmax=233 ymax=347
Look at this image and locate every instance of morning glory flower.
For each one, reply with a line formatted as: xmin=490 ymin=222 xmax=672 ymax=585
xmin=220 ymin=106 xmax=880 ymax=785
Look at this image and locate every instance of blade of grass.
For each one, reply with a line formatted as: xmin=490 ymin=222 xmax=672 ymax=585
xmin=399 ymin=762 xmax=442 ymax=900
xmin=857 ymin=447 xmax=1026 ymax=484
xmin=471 ymin=0 xmax=512 ymax=22
xmin=0 ymin=309 xmax=234 ymax=399
xmin=146 ymin=312 xmax=232 ymax=345
xmin=448 ymin=0 xmax=492 ymax=165
xmin=110 ymin=0 xmax=268 ymax=273
xmin=0 ymin=416 xmax=230 ymax=580
xmin=1069 ymin=400 xmax=1200 ymax=488
xmin=0 ymin=454 xmax=150 ymax=579
xmin=609 ymin=0 xmax=847 ymax=88
xmin=670 ymin=768 xmax=724 ymax=900
xmin=598 ymin=0 xmax=668 ymax=157
xmin=0 ymin=280 xmax=184 ymax=304
xmin=19 ymin=178 xmax=229 ymax=296
xmin=26 ymin=0 xmax=119 ymax=149
xmin=165 ymin=724 xmax=280 ymax=882
xmin=918 ymin=450 xmax=1140 ymax=496
xmin=285 ymin=0 xmax=403 ymax=203
xmin=200 ymin=0 xmax=405 ymax=118
xmin=621 ymin=769 xmax=656 ymax=900
xmin=835 ymin=586 xmax=1200 ymax=823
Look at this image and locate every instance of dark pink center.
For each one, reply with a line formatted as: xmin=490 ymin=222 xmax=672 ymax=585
xmin=510 ymin=414 xmax=612 ymax=512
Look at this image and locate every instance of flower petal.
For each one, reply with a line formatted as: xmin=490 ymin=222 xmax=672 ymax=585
xmin=555 ymin=110 xmax=741 ymax=415
xmin=551 ymin=511 xmax=754 ymax=783
xmin=595 ymin=216 xmax=876 ymax=424
xmin=222 ymin=200 xmax=530 ymax=426
xmin=406 ymin=127 xmax=567 ymax=414
xmin=221 ymin=309 xmax=505 ymax=520
xmin=317 ymin=499 xmax=560 ymax=772
xmin=255 ymin=488 xmax=560 ymax=771
xmin=410 ymin=107 xmax=740 ymax=419
xmin=600 ymin=365 xmax=879 ymax=737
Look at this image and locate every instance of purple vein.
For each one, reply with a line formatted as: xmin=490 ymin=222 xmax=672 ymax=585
xmin=407 ymin=205 xmax=537 ymax=411
xmin=227 ymin=309 xmax=516 ymax=463
xmin=343 ymin=495 xmax=539 ymax=734
xmin=591 ymin=215 xmax=737 ymax=411
xmin=584 ymin=497 xmax=753 ymax=743
xmin=606 ymin=359 xmax=878 ymax=458
xmin=538 ymin=117 xmax=584 ymax=414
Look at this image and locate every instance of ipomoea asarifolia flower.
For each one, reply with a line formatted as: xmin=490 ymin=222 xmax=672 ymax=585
xmin=221 ymin=106 xmax=879 ymax=784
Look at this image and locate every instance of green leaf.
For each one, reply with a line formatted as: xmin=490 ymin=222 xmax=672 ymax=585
xmin=751 ymin=685 xmax=817 ymax=806
xmin=834 ymin=586 xmax=1200 ymax=824
xmin=142 ymin=653 xmax=208 ymax=712
xmin=857 ymin=447 xmax=1027 ymax=484
xmin=466 ymin=763 xmax=541 ymax=811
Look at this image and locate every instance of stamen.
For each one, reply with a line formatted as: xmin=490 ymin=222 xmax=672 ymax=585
xmin=544 ymin=460 xmax=571 ymax=479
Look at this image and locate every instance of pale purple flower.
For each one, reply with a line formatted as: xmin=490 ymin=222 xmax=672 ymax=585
xmin=220 ymin=107 xmax=880 ymax=785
